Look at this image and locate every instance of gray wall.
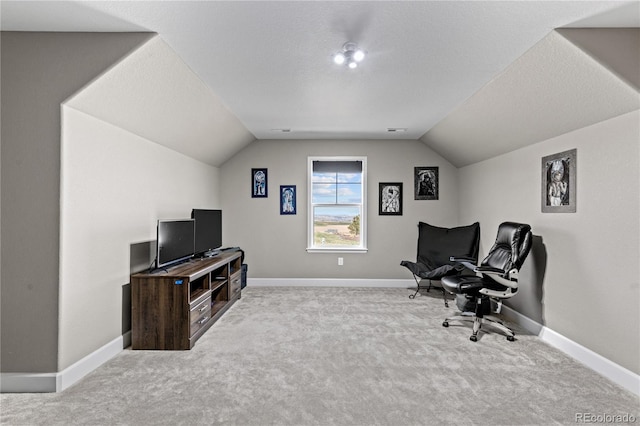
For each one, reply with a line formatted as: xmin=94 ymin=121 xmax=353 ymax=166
xmin=58 ymin=108 xmax=221 ymax=369
xmin=1 ymin=32 xmax=152 ymax=373
xmin=458 ymin=110 xmax=639 ymax=374
xmin=220 ymin=139 xmax=459 ymax=279
xmin=1 ymin=32 xmax=223 ymax=373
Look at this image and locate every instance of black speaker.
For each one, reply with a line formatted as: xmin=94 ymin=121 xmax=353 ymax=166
xmin=241 ymin=264 xmax=248 ymax=289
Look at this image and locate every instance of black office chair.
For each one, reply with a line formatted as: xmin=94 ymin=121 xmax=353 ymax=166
xmin=400 ymin=222 xmax=480 ymax=307
xmin=441 ymin=222 xmax=532 ymax=342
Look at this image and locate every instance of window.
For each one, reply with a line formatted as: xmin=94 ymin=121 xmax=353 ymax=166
xmin=307 ymin=156 xmax=367 ymax=252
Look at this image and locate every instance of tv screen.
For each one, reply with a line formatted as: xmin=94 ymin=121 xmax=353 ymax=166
xmin=191 ymin=209 xmax=222 ymax=257
xmin=156 ymin=219 xmax=195 ymax=269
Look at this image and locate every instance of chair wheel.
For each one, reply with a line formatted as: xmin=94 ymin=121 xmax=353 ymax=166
xmin=409 ymin=294 xmax=415 ymax=299
xmin=507 ymin=335 xmax=515 ymax=342
xmin=442 ymin=321 xmax=449 ymax=327
xmin=470 ymin=335 xmax=477 ymax=342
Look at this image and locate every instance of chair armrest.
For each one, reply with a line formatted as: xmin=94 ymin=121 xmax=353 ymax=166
xmin=450 ymin=256 xmax=476 ymax=263
xmin=477 ymin=267 xmax=520 ymax=289
xmin=479 ymin=287 xmax=518 ymax=298
xmin=449 ymin=256 xmax=477 ymax=272
xmin=475 ymin=266 xmax=506 ymax=275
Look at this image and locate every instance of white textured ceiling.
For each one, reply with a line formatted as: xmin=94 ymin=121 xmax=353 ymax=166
xmin=2 ymin=1 xmax=639 ymax=165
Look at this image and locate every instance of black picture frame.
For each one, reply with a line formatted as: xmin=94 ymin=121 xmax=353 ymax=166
xmin=414 ymin=167 xmax=439 ymax=200
xmin=542 ymin=149 xmax=576 ymax=213
xmin=280 ymin=185 xmax=296 ymax=215
xmin=379 ymin=182 xmax=403 ymax=215
xmin=251 ymin=168 xmax=268 ymax=198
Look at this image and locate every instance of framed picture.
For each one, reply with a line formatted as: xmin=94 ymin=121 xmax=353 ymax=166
xmin=542 ymin=149 xmax=576 ymax=213
xmin=280 ymin=185 xmax=296 ymax=215
xmin=414 ymin=167 xmax=439 ymax=200
xmin=251 ymin=168 xmax=268 ymax=198
xmin=379 ymin=183 xmax=403 ymax=215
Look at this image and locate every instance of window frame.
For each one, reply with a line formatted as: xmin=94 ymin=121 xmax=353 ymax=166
xmin=307 ymin=156 xmax=368 ymax=253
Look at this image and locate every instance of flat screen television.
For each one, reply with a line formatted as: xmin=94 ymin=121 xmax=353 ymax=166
xmin=156 ymin=219 xmax=195 ymax=269
xmin=191 ymin=209 xmax=222 ymax=257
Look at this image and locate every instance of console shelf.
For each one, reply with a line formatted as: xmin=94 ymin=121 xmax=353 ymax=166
xmin=131 ymin=250 xmax=243 ymax=350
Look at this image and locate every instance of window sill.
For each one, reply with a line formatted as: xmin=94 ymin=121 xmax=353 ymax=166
xmin=306 ymin=248 xmax=368 ymax=254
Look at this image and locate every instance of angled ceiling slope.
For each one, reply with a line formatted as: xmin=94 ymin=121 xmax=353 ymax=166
xmin=3 ymin=0 xmax=635 ymax=144
xmin=558 ymin=28 xmax=640 ymax=91
xmin=421 ymin=28 xmax=640 ymax=168
xmin=65 ymin=35 xmax=255 ymax=167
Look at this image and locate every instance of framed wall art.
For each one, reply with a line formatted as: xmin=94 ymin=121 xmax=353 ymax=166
xmin=414 ymin=167 xmax=438 ymax=200
xmin=542 ymin=149 xmax=576 ymax=213
xmin=251 ymin=168 xmax=268 ymax=198
xmin=280 ymin=185 xmax=296 ymax=215
xmin=379 ymin=183 xmax=403 ymax=216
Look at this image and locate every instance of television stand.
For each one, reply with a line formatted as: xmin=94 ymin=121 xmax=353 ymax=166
xmin=131 ymin=250 xmax=242 ymax=350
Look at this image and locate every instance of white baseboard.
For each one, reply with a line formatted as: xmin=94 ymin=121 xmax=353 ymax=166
xmin=501 ymin=305 xmax=639 ymax=396
xmin=247 ymin=278 xmax=415 ymax=288
xmin=1 ymin=332 xmax=130 ymax=393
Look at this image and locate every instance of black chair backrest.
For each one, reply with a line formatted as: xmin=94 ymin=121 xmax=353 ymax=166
xmin=481 ymin=222 xmax=532 ymax=274
xmin=417 ymin=222 xmax=480 ymax=269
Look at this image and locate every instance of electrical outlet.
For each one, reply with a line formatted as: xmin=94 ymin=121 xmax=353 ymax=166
xmin=338 ymin=257 xmax=344 ymax=266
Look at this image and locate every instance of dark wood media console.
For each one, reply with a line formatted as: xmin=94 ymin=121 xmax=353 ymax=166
xmin=131 ymin=250 xmax=242 ymax=350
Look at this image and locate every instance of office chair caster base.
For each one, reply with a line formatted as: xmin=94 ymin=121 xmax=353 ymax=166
xmin=470 ymin=335 xmax=478 ymax=342
xmin=507 ymin=335 xmax=515 ymax=342
xmin=442 ymin=321 xmax=449 ymax=327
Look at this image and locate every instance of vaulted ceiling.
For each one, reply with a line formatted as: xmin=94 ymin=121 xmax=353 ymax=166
xmin=2 ymin=1 xmax=639 ymax=167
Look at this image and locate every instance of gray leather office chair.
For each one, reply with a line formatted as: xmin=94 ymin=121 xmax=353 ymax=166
xmin=441 ymin=222 xmax=532 ymax=341
xmin=400 ymin=222 xmax=480 ymax=307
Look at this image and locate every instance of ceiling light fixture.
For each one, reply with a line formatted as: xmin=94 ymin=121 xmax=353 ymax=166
xmin=333 ymin=42 xmax=366 ymax=69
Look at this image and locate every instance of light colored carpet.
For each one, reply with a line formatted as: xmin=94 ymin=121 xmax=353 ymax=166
xmin=1 ymin=287 xmax=638 ymax=425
